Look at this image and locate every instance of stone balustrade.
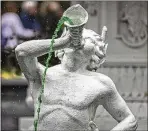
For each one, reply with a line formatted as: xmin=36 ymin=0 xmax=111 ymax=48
xmin=98 ymin=65 xmax=147 ymax=101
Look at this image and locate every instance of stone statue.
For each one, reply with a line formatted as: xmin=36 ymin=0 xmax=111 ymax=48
xmin=15 ymin=4 xmax=137 ymax=131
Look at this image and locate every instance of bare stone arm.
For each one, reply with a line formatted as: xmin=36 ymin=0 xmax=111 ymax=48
xmin=15 ymin=35 xmax=70 ymax=81
xmin=100 ymin=76 xmax=138 ymax=131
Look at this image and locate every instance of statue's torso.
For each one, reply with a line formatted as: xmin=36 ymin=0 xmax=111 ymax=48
xmin=31 ymin=65 xmax=106 ymax=130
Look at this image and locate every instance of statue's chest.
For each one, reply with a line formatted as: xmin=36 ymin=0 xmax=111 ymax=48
xmin=42 ymin=74 xmax=103 ymax=109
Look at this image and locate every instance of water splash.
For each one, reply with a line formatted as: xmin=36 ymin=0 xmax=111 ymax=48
xmin=33 ymin=16 xmax=73 ymax=131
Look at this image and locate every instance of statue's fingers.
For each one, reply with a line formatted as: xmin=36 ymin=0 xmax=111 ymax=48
xmin=94 ymin=46 xmax=105 ymax=59
xmin=104 ymin=43 xmax=108 ymax=54
xmin=61 ymin=27 xmax=67 ymax=37
xmin=57 ymin=52 xmax=64 ymax=58
xmin=95 ymin=35 xmax=101 ymax=41
xmin=89 ymin=121 xmax=99 ymax=131
xmin=101 ymin=26 xmax=107 ymax=42
xmin=99 ymin=58 xmax=106 ymax=65
xmin=55 ymin=49 xmax=64 ymax=58
xmin=89 ymin=61 xmax=96 ymax=69
xmin=91 ymin=55 xmax=100 ymax=64
xmin=55 ymin=51 xmax=58 ymax=57
xmin=55 ymin=50 xmax=62 ymax=57
xmin=95 ymin=41 xmax=105 ymax=47
xmin=57 ymin=53 xmax=64 ymax=61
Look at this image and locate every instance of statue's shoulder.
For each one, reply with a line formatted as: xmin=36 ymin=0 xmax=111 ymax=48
xmin=94 ymin=72 xmax=116 ymax=91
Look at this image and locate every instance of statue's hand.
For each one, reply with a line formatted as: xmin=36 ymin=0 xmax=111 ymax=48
xmin=60 ymin=27 xmax=75 ymax=48
xmin=88 ymin=121 xmax=99 ymax=131
xmin=61 ymin=27 xmax=85 ymax=49
xmin=94 ymin=41 xmax=108 ymax=59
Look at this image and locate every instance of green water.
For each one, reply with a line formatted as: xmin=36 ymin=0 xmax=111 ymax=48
xmin=33 ymin=16 xmax=73 ymax=131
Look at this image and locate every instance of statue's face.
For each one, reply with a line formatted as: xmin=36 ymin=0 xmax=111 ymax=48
xmin=63 ymin=38 xmax=95 ymax=64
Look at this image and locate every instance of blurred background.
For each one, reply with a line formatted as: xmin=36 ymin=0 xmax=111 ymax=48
xmin=1 ymin=1 xmax=147 ymax=131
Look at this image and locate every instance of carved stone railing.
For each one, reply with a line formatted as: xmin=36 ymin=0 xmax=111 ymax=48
xmin=97 ymin=63 xmax=147 ymax=102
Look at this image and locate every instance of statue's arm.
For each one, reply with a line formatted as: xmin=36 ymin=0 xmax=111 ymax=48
xmin=15 ymin=35 xmax=70 ymax=81
xmin=100 ymin=76 xmax=138 ymax=131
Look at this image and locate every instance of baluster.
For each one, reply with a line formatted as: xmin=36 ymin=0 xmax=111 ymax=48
xmin=132 ymin=103 xmax=141 ymax=118
xmin=139 ymin=67 xmax=145 ymax=98
xmin=143 ymin=68 xmax=147 ymax=97
xmin=123 ymin=67 xmax=129 ymax=97
xmin=108 ymin=67 xmax=113 ymax=81
xmin=108 ymin=67 xmax=112 ymax=79
xmin=98 ymin=66 xmax=104 ymax=74
xmin=119 ymin=67 xmax=127 ymax=97
xmin=137 ymin=103 xmax=146 ymax=118
xmin=118 ymin=67 xmax=123 ymax=95
xmin=114 ymin=67 xmax=119 ymax=86
xmin=125 ymin=67 xmax=130 ymax=97
xmin=116 ymin=67 xmax=122 ymax=93
xmin=109 ymin=67 xmax=114 ymax=82
xmin=131 ymin=67 xmax=136 ymax=98
xmin=140 ymin=67 xmax=144 ymax=96
xmin=134 ymin=67 xmax=143 ymax=98
xmin=110 ymin=67 xmax=118 ymax=85
xmin=103 ymin=67 xmax=110 ymax=77
xmin=127 ymin=66 xmax=135 ymax=97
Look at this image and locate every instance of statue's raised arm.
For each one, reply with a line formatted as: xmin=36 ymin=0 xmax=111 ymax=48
xmin=15 ymin=33 xmax=71 ymax=81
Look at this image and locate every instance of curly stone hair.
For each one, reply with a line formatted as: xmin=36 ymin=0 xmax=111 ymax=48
xmin=55 ymin=28 xmax=108 ymax=71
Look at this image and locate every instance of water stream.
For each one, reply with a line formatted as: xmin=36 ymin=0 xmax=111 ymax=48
xmin=33 ymin=16 xmax=73 ymax=131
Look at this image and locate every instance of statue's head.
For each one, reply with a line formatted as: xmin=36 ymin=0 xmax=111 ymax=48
xmin=55 ymin=28 xmax=108 ymax=71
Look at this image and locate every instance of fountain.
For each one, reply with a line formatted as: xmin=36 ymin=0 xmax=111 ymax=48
xmin=15 ymin=4 xmax=137 ymax=131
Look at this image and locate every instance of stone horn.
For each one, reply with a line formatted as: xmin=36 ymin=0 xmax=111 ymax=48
xmin=63 ymin=4 xmax=88 ymax=48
